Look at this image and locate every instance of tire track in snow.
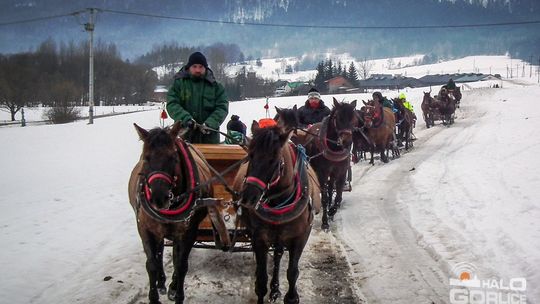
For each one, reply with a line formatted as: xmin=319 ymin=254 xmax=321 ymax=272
xmin=334 ymin=90 xmax=494 ymax=303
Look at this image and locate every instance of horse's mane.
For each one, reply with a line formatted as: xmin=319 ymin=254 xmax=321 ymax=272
xmin=146 ymin=128 xmax=174 ymax=150
xmin=249 ymin=126 xmax=283 ymax=157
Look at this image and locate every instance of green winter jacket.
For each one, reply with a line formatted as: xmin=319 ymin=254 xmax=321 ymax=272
xmin=166 ymin=67 xmax=228 ymax=144
xmin=382 ymin=97 xmax=394 ymax=109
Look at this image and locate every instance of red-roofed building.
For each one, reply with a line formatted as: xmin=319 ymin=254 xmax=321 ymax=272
xmin=325 ymin=76 xmax=354 ymax=93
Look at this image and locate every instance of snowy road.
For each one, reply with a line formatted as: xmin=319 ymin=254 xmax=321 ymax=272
xmin=336 ymin=86 xmax=540 ymax=303
xmin=1 ymin=80 xmax=539 ymax=304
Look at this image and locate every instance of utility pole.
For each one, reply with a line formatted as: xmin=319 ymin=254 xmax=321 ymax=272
xmin=21 ymin=108 xmax=26 ymax=127
xmin=530 ymin=55 xmax=533 ymax=78
xmin=85 ymin=8 xmax=96 ymax=124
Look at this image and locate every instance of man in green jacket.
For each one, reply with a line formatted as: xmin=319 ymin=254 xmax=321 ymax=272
xmin=166 ymin=51 xmax=228 ymax=144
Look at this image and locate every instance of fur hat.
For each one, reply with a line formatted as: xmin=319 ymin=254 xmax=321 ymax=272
xmin=186 ymin=52 xmax=208 ymax=68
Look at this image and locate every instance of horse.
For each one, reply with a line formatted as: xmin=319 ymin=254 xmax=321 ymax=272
xmin=361 ymin=99 xmax=398 ymax=165
xmin=298 ymin=98 xmax=359 ymax=229
xmin=392 ymin=98 xmax=415 ymax=150
xmin=274 ymin=105 xmax=327 ymax=151
xmin=436 ymin=88 xmax=456 ymax=125
xmin=421 ymin=91 xmax=440 ymax=128
xmin=128 ymin=122 xmax=212 ymax=304
xmin=450 ymin=86 xmax=462 ymax=108
xmin=232 ymin=123 xmax=320 ymax=304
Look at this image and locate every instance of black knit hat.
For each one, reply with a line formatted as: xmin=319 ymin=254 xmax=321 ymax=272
xmin=186 ymin=52 xmax=208 ymax=68
xmin=308 ymin=87 xmax=319 ymax=94
xmin=227 ymin=119 xmax=244 ymax=133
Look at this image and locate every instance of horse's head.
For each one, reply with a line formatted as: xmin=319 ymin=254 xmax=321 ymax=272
xmin=423 ymin=91 xmax=433 ymax=104
xmin=330 ymin=97 xmax=358 ymax=146
xmin=134 ymin=122 xmax=184 ymax=210
xmin=393 ymin=97 xmax=405 ymax=109
xmin=361 ymin=99 xmax=379 ymax=128
xmin=240 ymin=122 xmax=292 ymax=208
xmin=275 ymin=105 xmax=299 ymax=132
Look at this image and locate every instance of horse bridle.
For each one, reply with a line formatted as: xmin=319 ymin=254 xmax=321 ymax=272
xmin=362 ymin=105 xmax=380 ymax=128
xmin=245 ymin=157 xmax=284 ymax=192
xmin=330 ymin=113 xmax=355 ymax=146
xmin=142 ymin=153 xmax=182 ymax=210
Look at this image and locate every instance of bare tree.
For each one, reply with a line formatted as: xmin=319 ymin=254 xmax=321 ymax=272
xmin=207 ymin=47 xmax=228 ymax=82
xmin=358 ymin=57 xmax=374 ymax=80
xmin=0 ymin=54 xmax=35 ymax=121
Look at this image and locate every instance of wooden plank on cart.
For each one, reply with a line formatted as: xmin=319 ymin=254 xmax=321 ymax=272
xmin=192 ymin=144 xmax=250 ymax=249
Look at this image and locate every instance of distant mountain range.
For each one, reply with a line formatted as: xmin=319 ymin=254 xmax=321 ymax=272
xmin=1 ymin=0 xmax=538 ymax=61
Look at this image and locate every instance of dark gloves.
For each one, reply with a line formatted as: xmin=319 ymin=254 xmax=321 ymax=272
xmin=183 ymin=119 xmax=196 ymax=130
xmin=199 ymin=123 xmax=211 ymax=135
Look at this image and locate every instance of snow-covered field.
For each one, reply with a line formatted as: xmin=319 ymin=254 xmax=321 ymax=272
xmin=1 ymin=56 xmax=539 ymax=304
xmin=0 ymin=105 xmax=160 ymax=123
xmin=153 ymin=53 xmax=536 ymax=86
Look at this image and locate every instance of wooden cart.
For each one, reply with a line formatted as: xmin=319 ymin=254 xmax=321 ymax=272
xmin=192 ymin=144 xmax=251 ymax=252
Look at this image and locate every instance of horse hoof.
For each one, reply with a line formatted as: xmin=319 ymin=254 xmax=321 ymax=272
xmin=158 ymin=287 xmax=167 ymax=295
xmin=284 ymin=293 xmax=300 ymax=304
xmin=167 ymin=289 xmax=176 ymax=301
xmin=321 ymin=222 xmax=330 ymax=231
xmin=269 ymin=290 xmax=282 ymax=302
xmin=328 ymin=207 xmax=337 ymax=217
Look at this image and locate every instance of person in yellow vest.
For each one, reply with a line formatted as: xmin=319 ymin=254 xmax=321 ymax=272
xmin=399 ymin=92 xmax=414 ymax=113
xmin=397 ymin=92 xmax=417 ymax=133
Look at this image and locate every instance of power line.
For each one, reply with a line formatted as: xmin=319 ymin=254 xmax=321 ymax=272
xmin=1 ymin=7 xmax=540 ymax=29
xmin=99 ymin=8 xmax=540 ymax=29
xmin=0 ymin=9 xmax=86 ymax=26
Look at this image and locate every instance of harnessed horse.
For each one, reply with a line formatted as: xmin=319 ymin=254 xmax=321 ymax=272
xmin=128 ymin=122 xmax=212 ymax=304
xmin=232 ymin=123 xmax=320 ymax=304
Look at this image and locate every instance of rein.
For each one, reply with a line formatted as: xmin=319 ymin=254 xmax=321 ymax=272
xmin=137 ymin=139 xmax=200 ymax=223
xmin=365 ymin=106 xmax=385 ymax=129
xmin=318 ymin=116 xmax=351 ymax=162
xmin=240 ymin=144 xmax=309 ymax=225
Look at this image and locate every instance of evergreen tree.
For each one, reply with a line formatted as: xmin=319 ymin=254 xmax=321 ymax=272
xmin=314 ymin=61 xmax=326 ymax=90
xmin=348 ymin=62 xmax=359 ymax=87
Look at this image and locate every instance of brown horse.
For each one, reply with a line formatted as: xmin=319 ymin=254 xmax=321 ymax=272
xmin=361 ymin=99 xmax=397 ymax=164
xmin=275 ymin=105 xmax=314 ymax=146
xmin=392 ymin=98 xmax=415 ymax=150
xmin=128 ymin=122 xmax=212 ymax=304
xmin=232 ymin=123 xmax=320 ymax=304
xmin=450 ymin=86 xmax=462 ymax=108
xmin=302 ymin=99 xmax=358 ymax=229
xmin=421 ymin=91 xmax=440 ymax=128
xmin=437 ymin=88 xmax=456 ymax=125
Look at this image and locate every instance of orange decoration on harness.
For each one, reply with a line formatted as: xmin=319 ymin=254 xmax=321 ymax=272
xmin=258 ymin=118 xmax=277 ymax=128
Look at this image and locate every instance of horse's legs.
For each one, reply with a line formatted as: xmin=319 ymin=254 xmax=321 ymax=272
xmin=370 ymin=147 xmax=375 ymax=165
xmin=380 ymin=144 xmax=389 ymax=163
xmin=284 ymin=236 xmax=309 ymax=304
xmin=253 ymin=238 xmax=269 ymax=304
xmin=320 ymin=182 xmax=330 ymax=230
xmin=316 ymin=165 xmax=330 ymax=230
xmin=328 ymin=171 xmax=338 ymax=217
xmin=140 ymin=230 xmax=163 ymax=304
xmin=156 ymin=240 xmax=167 ymax=294
xmin=270 ymin=245 xmax=284 ymax=302
xmin=173 ymin=214 xmax=203 ymax=304
xmin=333 ymin=169 xmax=346 ymax=209
xmin=167 ymin=247 xmax=178 ymax=301
xmin=405 ymin=127 xmax=410 ymax=150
